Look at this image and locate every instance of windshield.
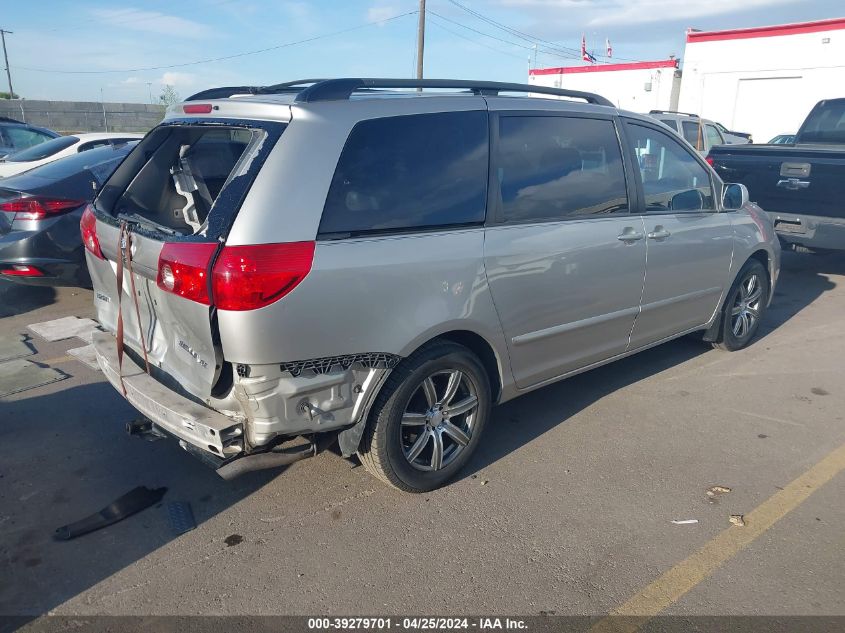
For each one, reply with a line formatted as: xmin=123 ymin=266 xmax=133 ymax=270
xmin=25 ymin=141 xmax=139 ymax=184
xmin=5 ymin=135 xmax=79 ymax=162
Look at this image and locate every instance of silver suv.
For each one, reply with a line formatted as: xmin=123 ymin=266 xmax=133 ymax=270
xmin=648 ymin=110 xmax=732 ymax=154
xmin=84 ymin=79 xmax=780 ymax=492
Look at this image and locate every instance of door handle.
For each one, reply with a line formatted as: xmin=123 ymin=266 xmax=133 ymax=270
xmin=776 ymin=178 xmax=810 ymax=190
xmin=647 ymin=226 xmax=671 ymax=240
xmin=617 ymin=228 xmax=644 ymax=242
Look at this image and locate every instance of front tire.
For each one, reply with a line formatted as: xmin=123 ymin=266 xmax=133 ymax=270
xmin=712 ymin=259 xmax=768 ymax=351
xmin=358 ymin=341 xmax=491 ymax=493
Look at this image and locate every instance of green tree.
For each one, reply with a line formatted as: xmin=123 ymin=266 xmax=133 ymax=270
xmin=0 ymin=91 xmax=19 ymax=99
xmin=158 ymin=85 xmax=180 ymax=106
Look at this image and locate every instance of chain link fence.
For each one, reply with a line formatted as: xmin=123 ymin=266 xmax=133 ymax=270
xmin=0 ymin=100 xmax=165 ymax=133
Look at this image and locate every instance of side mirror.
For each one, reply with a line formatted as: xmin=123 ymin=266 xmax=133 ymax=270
xmin=669 ymin=189 xmax=704 ymax=211
xmin=722 ymin=183 xmax=749 ymax=210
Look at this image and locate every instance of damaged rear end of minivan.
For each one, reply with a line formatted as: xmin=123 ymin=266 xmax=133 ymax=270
xmin=84 ymin=101 xmax=390 ymax=479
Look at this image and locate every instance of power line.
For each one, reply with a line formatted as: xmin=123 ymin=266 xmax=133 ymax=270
xmin=426 ymin=13 xmax=526 ymax=61
xmin=13 ymin=11 xmax=417 ymax=74
xmin=426 ymin=9 xmax=579 ymax=61
xmin=445 ymin=0 xmax=580 ymax=57
xmin=444 ymin=0 xmax=646 ymax=64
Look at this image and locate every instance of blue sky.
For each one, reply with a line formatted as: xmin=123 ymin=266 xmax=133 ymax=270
xmin=4 ymin=0 xmax=844 ymax=103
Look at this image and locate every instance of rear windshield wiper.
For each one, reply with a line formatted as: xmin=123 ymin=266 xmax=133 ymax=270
xmin=116 ymin=211 xmax=180 ymax=235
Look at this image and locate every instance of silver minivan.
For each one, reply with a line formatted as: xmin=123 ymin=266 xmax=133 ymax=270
xmin=84 ymin=79 xmax=780 ymax=492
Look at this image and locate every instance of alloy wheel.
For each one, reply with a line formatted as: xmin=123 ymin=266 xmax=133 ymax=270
xmin=730 ymin=272 xmax=763 ymax=339
xmin=400 ymin=369 xmax=479 ymax=472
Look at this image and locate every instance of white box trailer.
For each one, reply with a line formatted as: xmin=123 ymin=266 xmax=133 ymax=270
xmin=679 ymin=18 xmax=845 ymax=144
xmin=528 ymin=59 xmax=681 ymax=112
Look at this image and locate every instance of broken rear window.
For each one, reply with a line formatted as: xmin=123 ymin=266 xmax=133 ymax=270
xmin=102 ymin=126 xmax=262 ymax=235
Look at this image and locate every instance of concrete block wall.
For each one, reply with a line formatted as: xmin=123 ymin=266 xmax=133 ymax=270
xmin=0 ymin=100 xmax=165 ymax=133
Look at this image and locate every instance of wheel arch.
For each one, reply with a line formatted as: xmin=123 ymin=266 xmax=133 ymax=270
xmin=748 ymin=248 xmax=773 ymax=291
xmin=338 ymin=327 xmax=507 ymax=457
xmin=430 ymin=330 xmax=503 ymax=404
xmin=703 ymin=250 xmax=771 ymax=343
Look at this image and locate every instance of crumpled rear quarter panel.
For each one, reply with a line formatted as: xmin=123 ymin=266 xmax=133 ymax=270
xmin=216 ymin=229 xmax=507 ymax=365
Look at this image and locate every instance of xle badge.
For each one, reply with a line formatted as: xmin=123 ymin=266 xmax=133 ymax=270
xmin=179 ymin=340 xmax=209 ymax=368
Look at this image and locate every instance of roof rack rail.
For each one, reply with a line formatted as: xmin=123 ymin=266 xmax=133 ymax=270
xmin=649 ymin=109 xmax=699 ymax=118
xmin=186 ymin=78 xmax=614 ymax=106
xmin=293 ymin=78 xmax=614 ymax=106
xmin=185 ymin=79 xmax=329 ymax=101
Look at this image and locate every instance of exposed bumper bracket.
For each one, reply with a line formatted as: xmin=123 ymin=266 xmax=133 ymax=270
xmin=215 ymin=442 xmax=316 ymax=480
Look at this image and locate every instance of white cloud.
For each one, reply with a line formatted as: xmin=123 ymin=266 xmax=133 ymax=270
xmin=91 ymin=8 xmax=215 ymax=39
xmin=367 ymin=4 xmax=401 ymax=25
xmin=497 ymin=0 xmax=796 ymax=27
xmin=159 ymin=72 xmax=198 ymax=88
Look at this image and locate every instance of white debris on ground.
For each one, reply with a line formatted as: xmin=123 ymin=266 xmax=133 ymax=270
xmin=28 ymin=316 xmax=101 ymax=343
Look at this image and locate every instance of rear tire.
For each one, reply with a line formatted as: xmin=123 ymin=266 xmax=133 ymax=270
xmin=358 ymin=341 xmax=491 ymax=493
xmin=712 ymin=259 xmax=768 ymax=351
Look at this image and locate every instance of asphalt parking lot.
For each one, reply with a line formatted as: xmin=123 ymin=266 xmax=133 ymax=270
xmin=1 ymin=251 xmax=844 ymax=621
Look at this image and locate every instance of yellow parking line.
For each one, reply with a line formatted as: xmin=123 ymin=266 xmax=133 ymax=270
xmin=591 ymin=441 xmax=845 ymax=633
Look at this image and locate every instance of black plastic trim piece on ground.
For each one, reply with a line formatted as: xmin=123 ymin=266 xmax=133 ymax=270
xmin=54 ymin=486 xmax=167 ymax=541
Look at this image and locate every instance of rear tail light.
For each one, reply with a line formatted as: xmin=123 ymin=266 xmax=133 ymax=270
xmin=80 ymin=206 xmax=104 ymax=260
xmin=705 ymin=155 xmax=715 ymax=167
xmin=155 ymin=240 xmax=315 ymax=311
xmin=212 ymin=242 xmax=315 ymax=311
xmin=0 ymin=195 xmax=84 ymax=221
xmin=0 ymin=264 xmax=44 ymax=277
xmin=157 ymin=242 xmax=218 ymax=305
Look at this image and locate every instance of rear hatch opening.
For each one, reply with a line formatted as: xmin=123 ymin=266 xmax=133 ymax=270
xmin=86 ymin=119 xmax=286 ymax=402
xmin=98 ymin=125 xmax=262 ymax=236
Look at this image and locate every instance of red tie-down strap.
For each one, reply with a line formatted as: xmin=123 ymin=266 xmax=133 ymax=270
xmin=115 ymin=221 xmax=151 ymax=396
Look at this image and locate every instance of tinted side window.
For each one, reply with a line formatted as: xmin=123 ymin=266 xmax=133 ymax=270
xmin=497 ymin=116 xmax=628 ymax=223
xmin=681 ymin=120 xmax=703 ymax=150
xmin=319 ymin=111 xmax=488 ymax=235
xmin=797 ymin=100 xmax=845 ymax=143
xmin=659 ymin=119 xmax=678 ymax=133
xmin=627 ymin=123 xmax=714 ymax=213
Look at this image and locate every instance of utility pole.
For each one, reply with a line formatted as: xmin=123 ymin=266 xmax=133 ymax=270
xmin=415 ymin=0 xmax=426 ymax=80
xmin=100 ymin=87 xmax=108 ymax=132
xmin=0 ymin=29 xmax=14 ymax=98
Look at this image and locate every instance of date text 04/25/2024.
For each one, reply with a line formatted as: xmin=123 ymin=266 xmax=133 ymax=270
xmin=307 ymin=617 xmax=528 ymax=630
